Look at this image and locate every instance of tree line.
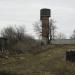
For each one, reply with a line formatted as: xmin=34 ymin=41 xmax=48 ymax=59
xmin=33 ymin=19 xmax=66 ymax=41
xmin=0 ymin=21 xmax=74 ymax=54
xmin=1 ymin=20 xmax=75 ymax=45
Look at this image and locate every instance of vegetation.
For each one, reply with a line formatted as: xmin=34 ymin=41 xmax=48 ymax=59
xmin=0 ymin=45 xmax=75 ymax=75
xmin=33 ymin=19 xmax=57 ymax=43
xmin=0 ymin=25 xmax=41 ymax=54
xmin=0 ymin=25 xmax=75 ymax=75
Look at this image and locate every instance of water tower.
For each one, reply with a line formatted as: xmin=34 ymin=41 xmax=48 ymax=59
xmin=40 ymin=8 xmax=51 ymax=44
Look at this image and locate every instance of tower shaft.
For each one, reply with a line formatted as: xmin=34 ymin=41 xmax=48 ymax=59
xmin=41 ymin=16 xmax=49 ymax=42
xmin=40 ymin=8 xmax=51 ymax=44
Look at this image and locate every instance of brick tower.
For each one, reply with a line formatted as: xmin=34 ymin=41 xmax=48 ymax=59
xmin=40 ymin=8 xmax=51 ymax=44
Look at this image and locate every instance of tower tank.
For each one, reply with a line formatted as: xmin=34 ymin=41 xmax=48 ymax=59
xmin=40 ymin=8 xmax=51 ymax=44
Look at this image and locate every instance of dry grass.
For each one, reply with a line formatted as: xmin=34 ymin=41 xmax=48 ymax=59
xmin=0 ymin=44 xmax=75 ymax=75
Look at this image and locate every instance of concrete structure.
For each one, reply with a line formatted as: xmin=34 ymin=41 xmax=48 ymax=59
xmin=0 ymin=37 xmax=8 ymax=50
xmin=66 ymin=49 xmax=75 ymax=61
xmin=40 ymin=8 xmax=51 ymax=44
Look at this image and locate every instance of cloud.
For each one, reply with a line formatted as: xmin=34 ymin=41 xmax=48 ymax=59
xmin=0 ymin=0 xmax=75 ymax=38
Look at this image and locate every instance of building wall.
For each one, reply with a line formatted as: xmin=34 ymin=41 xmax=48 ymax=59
xmin=51 ymin=39 xmax=75 ymax=44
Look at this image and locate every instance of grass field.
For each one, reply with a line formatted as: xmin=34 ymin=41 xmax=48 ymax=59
xmin=0 ymin=44 xmax=75 ymax=75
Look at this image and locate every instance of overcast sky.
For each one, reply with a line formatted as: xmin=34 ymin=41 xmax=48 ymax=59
xmin=0 ymin=0 xmax=75 ymax=38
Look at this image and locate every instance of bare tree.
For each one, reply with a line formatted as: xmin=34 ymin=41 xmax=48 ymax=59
xmin=16 ymin=26 xmax=25 ymax=40
xmin=33 ymin=19 xmax=57 ymax=44
xmin=1 ymin=26 xmax=16 ymax=40
xmin=56 ymin=32 xmax=66 ymax=39
xmin=49 ymin=19 xmax=57 ymax=42
xmin=1 ymin=25 xmax=26 ymax=45
xmin=0 ymin=25 xmax=41 ymax=53
xmin=33 ymin=21 xmax=42 ymax=39
xmin=70 ymin=30 xmax=75 ymax=39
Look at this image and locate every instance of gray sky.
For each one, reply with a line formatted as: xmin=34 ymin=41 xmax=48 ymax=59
xmin=0 ymin=0 xmax=75 ymax=38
